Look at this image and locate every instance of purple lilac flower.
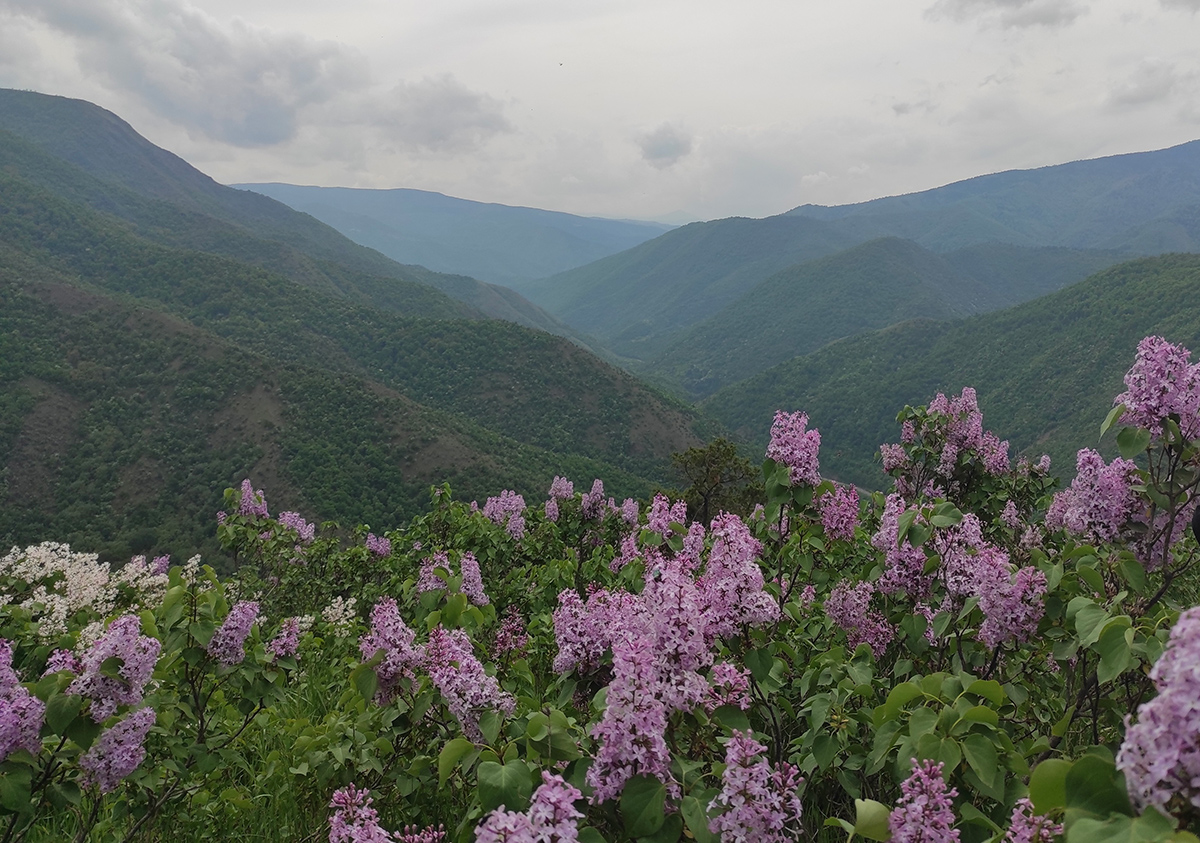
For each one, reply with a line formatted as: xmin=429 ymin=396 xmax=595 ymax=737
xmin=1115 ymin=336 xmax=1200 ymax=439
xmin=581 ymin=479 xmax=606 ymax=520
xmin=1004 ymin=797 xmax=1062 ymax=843
xmin=457 ymin=552 xmax=490 ymax=606
xmin=548 ymin=476 xmax=575 ymax=500
xmin=237 ymin=478 xmax=269 ymax=518
xmin=698 ymin=514 xmax=778 ymax=640
xmin=396 ymin=824 xmax=446 ymax=843
xmin=645 ymin=494 xmax=680 ymax=534
xmin=483 ymin=491 xmax=527 ymax=539
xmin=708 ymin=731 xmax=804 ymax=843
xmin=881 ymin=443 xmax=910 ymax=472
xmin=1045 ymin=449 xmax=1140 ymax=546
xmin=819 ymin=484 xmax=860 ymax=540
xmin=359 ymin=598 xmax=425 ymax=705
xmin=825 ymin=581 xmax=894 ymax=659
xmin=620 ymin=498 xmax=639 ymax=525
xmin=267 ymin=618 xmax=301 ymax=661
xmin=552 ymin=588 xmax=639 ymax=674
xmin=417 ymin=552 xmax=450 ymax=593
xmin=0 ymin=641 xmax=45 ymax=761
xmin=609 ymin=532 xmax=639 ymax=572
xmin=425 ymin=626 xmax=515 ymax=741
xmin=977 ymin=564 xmax=1047 ymax=649
xmin=279 ymin=511 xmax=315 ymax=543
xmin=873 ymin=494 xmax=932 ymax=599
xmin=329 ymin=784 xmax=394 ymax=843
xmin=493 ymin=608 xmax=529 ymax=657
xmin=365 ymin=533 xmax=391 ymax=557
xmin=544 ymin=497 xmax=560 ymax=522
xmin=44 ymin=648 xmax=81 ymax=676
xmin=707 ymin=662 xmax=752 ymax=711
xmin=151 ymin=555 xmax=171 ymax=575
xmin=766 ymin=410 xmax=821 ymax=486
xmin=79 ymin=706 xmax=155 ymax=794
xmin=68 ymin=615 xmax=161 ymax=721
xmin=477 ymin=772 xmax=583 ymax=843
xmin=1000 ymin=500 xmax=1021 ymax=530
xmin=889 ymin=759 xmax=960 ymax=843
xmin=1117 ymin=606 xmax=1200 ymax=812
xmin=208 ymin=601 xmax=260 ymax=667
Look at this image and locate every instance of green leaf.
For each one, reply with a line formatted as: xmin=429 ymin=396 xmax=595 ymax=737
xmin=350 ymin=665 xmax=379 ymax=703
xmin=438 ymin=737 xmax=475 ymax=787
xmin=0 ymin=768 xmax=32 ymax=814
xmin=45 ymin=693 xmax=82 ymax=734
xmin=959 ymin=706 xmax=999 ymax=729
xmin=814 ymin=733 xmax=839 ymax=769
xmin=639 ymin=812 xmax=683 ymax=843
xmin=745 ymin=647 xmax=773 ymax=683
xmin=620 ymin=775 xmax=667 ymax=838
xmin=1071 ymin=600 xmax=1111 ymax=648
xmin=682 ymin=796 xmax=718 ymax=843
xmin=713 ymin=705 xmax=751 ymax=734
xmin=1067 ymin=808 xmax=1177 ymax=843
xmin=576 ymin=829 xmax=606 ymax=843
xmin=966 ymin=679 xmax=1006 ymax=706
xmin=1094 ymin=622 xmax=1134 ymax=685
xmin=1118 ymin=559 xmax=1147 ymax=595
xmin=1065 ymin=754 xmax=1133 ymax=824
xmin=961 ymin=734 xmax=998 ymax=788
xmin=477 ymin=759 xmax=532 ymax=814
xmin=854 ymin=798 xmax=893 ymax=841
xmin=1029 ymin=759 xmax=1072 ymax=813
xmin=1116 ymin=427 xmax=1152 ymax=459
xmin=1100 ymin=405 xmax=1126 ymax=438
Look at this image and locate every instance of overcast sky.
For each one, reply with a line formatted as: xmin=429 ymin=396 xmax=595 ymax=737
xmin=2 ymin=0 xmax=1199 ymax=222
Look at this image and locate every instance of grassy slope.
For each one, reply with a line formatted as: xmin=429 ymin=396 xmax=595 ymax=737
xmin=703 ymin=254 xmax=1200 ymax=488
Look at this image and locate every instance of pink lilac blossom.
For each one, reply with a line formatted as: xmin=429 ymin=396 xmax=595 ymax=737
xmin=329 ymin=784 xmax=394 ymax=843
xmin=706 ymin=662 xmax=752 ymax=711
xmin=707 ymin=731 xmax=804 ymax=843
xmin=44 ymin=648 xmax=81 ymax=675
xmin=825 ymin=581 xmax=894 ymax=659
xmin=1117 ymin=606 xmax=1200 ymax=812
xmin=1045 ymin=449 xmax=1140 ymax=545
xmin=977 ymin=563 xmax=1047 ymax=649
xmin=901 ymin=420 xmax=917 ymax=444
xmin=699 ymin=514 xmax=779 ymax=640
xmin=365 ymin=533 xmax=391 ymax=557
xmin=544 ymin=498 xmax=560 ymax=522
xmin=237 ymin=479 xmax=269 ymax=518
xmin=484 ymin=491 xmax=527 ymax=540
xmin=799 ymin=584 xmax=816 ymax=607
xmin=889 ymin=759 xmax=960 ymax=843
xmin=493 ymin=608 xmax=529 ymax=657
xmin=267 ymin=618 xmax=301 ymax=660
xmin=549 ymin=476 xmax=575 ymax=500
xmin=1000 ymin=500 xmax=1021 ymax=530
xmin=640 ymin=562 xmax=711 ymax=712
xmin=79 ymin=706 xmax=156 ymax=794
xmin=819 ymin=485 xmax=860 ymax=541
xmin=766 ymin=410 xmax=821 ymax=486
xmin=0 ymin=641 xmax=45 ymax=761
xmin=359 ymin=599 xmax=425 ymax=705
xmin=646 ymin=494 xmax=686 ymax=534
xmin=208 ymin=601 xmax=260 ymax=667
xmin=873 ymin=494 xmax=932 ymax=599
xmin=933 ymin=514 xmax=987 ymax=599
xmin=395 ymin=825 xmax=446 ymax=843
xmin=1115 ymin=336 xmax=1200 ymax=439
xmin=1133 ymin=495 xmax=1200 ymax=573
xmin=459 ymin=552 xmax=490 ymax=606
xmin=1003 ymin=798 xmax=1062 ymax=843
xmin=609 ymin=532 xmax=640 ymax=572
xmin=678 ymin=522 xmax=707 ymax=571
xmin=881 ymin=443 xmax=910 ymax=472
xmin=620 ymin=498 xmax=639 ymax=525
xmin=476 ymin=772 xmax=583 ymax=843
xmin=69 ymin=615 xmax=161 ymax=721
xmin=424 ymin=626 xmax=515 ymax=741
xmin=418 ymin=553 xmax=450 ymax=594
xmin=581 ymin=479 xmax=606 ymax=520
xmin=980 ymin=432 xmax=1011 ymax=475
xmin=279 ymin=511 xmax=315 ymax=543
xmin=552 ymin=588 xmax=639 ymax=674
xmin=151 ymin=555 xmax=171 ymax=575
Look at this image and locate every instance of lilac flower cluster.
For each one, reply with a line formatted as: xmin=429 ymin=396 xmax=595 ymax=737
xmin=581 ymin=479 xmax=606 ymax=520
xmin=492 ymin=608 xmax=529 ymax=658
xmin=151 ymin=555 xmax=171 ymax=576
xmin=825 ymin=581 xmax=894 ymax=658
xmin=1117 ymin=606 xmax=1200 ymax=812
xmin=708 ymin=731 xmax=803 ymax=843
xmin=1045 ymin=449 xmax=1139 ymax=545
xmin=237 ymin=478 xmax=269 ymax=518
xmin=417 ymin=552 xmax=490 ymax=606
xmin=395 ymin=824 xmax=446 ymax=843
xmin=0 ymin=641 xmax=45 ymax=761
xmin=706 ymin=662 xmax=751 ymax=711
xmin=329 ymin=784 xmax=394 ymax=843
xmin=424 ymin=626 xmax=515 ymax=742
xmin=359 ymin=598 xmax=425 ymax=705
xmin=476 ymin=772 xmax=583 ymax=843
xmin=44 ymin=648 xmax=81 ymax=675
xmin=766 ymin=410 xmax=821 ymax=486
xmin=873 ymin=494 xmax=932 ymax=599
xmin=207 ymin=601 xmax=260 ymax=667
xmin=68 ymin=615 xmax=161 ymax=721
xmin=699 ymin=514 xmax=779 ymax=640
xmin=889 ymin=759 xmax=960 ymax=843
xmin=79 ymin=706 xmax=156 ymax=794
xmin=1115 ymin=335 xmax=1200 ymax=439
xmin=417 ymin=552 xmax=450 ymax=594
xmin=365 ymin=533 xmax=391 ymax=557
xmin=1003 ymin=798 xmax=1062 ymax=843
xmin=267 ymin=618 xmax=301 ymax=661
xmin=620 ymin=498 xmax=639 ymax=525
xmin=484 ymin=491 xmax=526 ymax=540
xmin=551 ymin=588 xmax=639 ymax=674
xmin=278 ymin=511 xmax=315 ymax=543
xmin=819 ymin=484 xmax=860 ymax=541
xmin=645 ymin=494 xmax=687 ymax=535
xmin=976 ymin=564 xmax=1048 ymax=649
xmin=549 ymin=476 xmax=575 ymax=500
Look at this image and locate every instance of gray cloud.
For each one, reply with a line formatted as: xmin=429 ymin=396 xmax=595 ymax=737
xmin=637 ymin=123 xmax=693 ymax=169
xmin=0 ymin=0 xmax=509 ymax=152
xmin=1160 ymin=0 xmax=1200 ymax=9
xmin=927 ymin=0 xmax=1084 ymax=28
xmin=370 ymin=76 xmax=511 ymax=153
xmin=1107 ymin=60 xmax=1186 ymax=108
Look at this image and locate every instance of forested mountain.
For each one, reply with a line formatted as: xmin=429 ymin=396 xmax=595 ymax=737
xmin=510 ymin=139 xmax=1200 ymax=373
xmin=0 ymin=90 xmax=706 ymax=561
xmin=703 ymin=253 xmax=1200 ymax=489
xmin=0 ymin=88 xmax=580 ymax=340
xmin=236 ymin=183 xmax=672 ymax=287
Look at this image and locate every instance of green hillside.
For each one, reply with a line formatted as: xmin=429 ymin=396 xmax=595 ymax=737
xmin=0 ymin=88 xmax=580 ymax=339
xmin=237 ymin=183 xmax=672 ymax=287
xmin=703 ymin=253 xmax=1200 ymax=488
xmin=646 ymin=238 xmax=1008 ymax=397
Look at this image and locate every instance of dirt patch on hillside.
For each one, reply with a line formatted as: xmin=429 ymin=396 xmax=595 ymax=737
xmin=627 ymin=404 xmax=702 ymax=460
xmin=210 ymin=381 xmax=290 ymax=500
xmin=111 ymin=455 xmax=165 ymax=515
xmin=30 ymin=281 xmax=112 ymax=316
xmin=5 ymin=379 xmax=84 ymax=507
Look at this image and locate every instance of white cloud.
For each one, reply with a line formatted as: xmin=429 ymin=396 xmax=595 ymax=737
xmin=927 ymin=0 xmax=1085 ymax=28
xmin=1107 ymin=60 xmax=1189 ymax=109
xmin=636 ymin=123 xmax=693 ymax=169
